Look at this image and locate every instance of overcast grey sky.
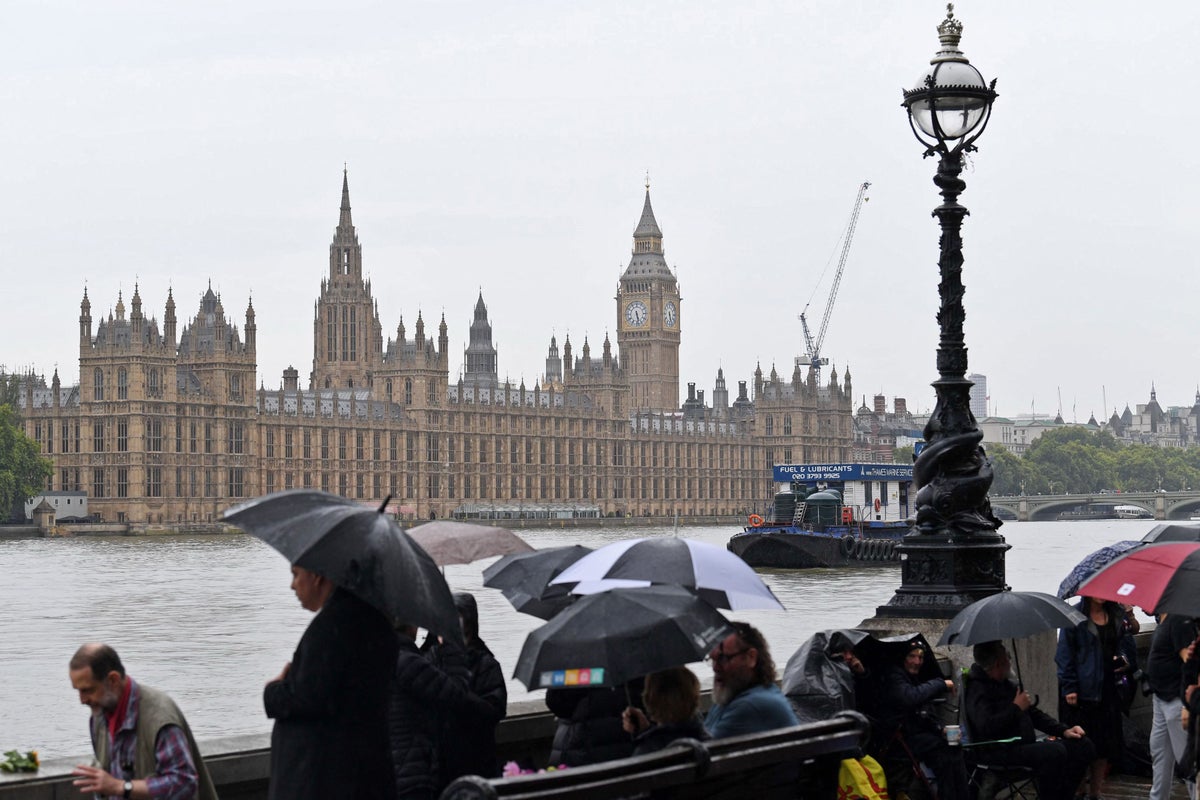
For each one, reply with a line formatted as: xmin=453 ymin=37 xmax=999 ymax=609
xmin=4 ymin=1 xmax=1197 ymax=422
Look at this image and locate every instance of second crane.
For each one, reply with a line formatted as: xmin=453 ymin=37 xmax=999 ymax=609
xmin=797 ymin=180 xmax=871 ymax=385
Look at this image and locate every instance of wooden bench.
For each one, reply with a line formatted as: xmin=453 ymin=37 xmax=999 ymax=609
xmin=440 ymin=712 xmax=868 ymax=800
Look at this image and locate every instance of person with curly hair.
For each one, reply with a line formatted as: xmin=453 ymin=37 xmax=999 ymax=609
xmin=704 ymin=622 xmax=798 ymax=739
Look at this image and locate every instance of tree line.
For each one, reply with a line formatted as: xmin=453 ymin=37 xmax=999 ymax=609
xmin=897 ymin=427 xmax=1200 ymax=496
xmin=0 ymin=370 xmax=53 ymax=522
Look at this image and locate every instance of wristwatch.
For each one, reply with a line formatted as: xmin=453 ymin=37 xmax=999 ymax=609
xmin=123 ymin=780 xmax=133 ymax=799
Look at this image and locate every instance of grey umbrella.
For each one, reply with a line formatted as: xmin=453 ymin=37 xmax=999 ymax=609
xmin=407 ymin=519 xmax=534 ymax=566
xmin=938 ymin=591 xmax=1085 ymax=686
xmin=224 ymin=490 xmax=462 ymax=642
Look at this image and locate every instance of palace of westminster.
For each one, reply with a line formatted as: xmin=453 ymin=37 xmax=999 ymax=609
xmin=15 ymin=172 xmax=855 ymax=523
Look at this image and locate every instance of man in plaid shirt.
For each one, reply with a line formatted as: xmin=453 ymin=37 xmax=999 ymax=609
xmin=69 ymin=644 xmax=217 ymax=800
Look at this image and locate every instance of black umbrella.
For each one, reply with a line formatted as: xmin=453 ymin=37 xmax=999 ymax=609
xmin=938 ymin=591 xmax=1085 ymax=686
xmin=224 ymin=490 xmax=462 ymax=642
xmin=481 ymin=545 xmax=592 ymax=619
xmin=1142 ymin=522 xmax=1200 ymax=544
xmin=513 ymin=585 xmax=732 ymax=690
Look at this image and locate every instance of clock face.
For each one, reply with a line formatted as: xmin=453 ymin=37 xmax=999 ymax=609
xmin=625 ymin=301 xmax=647 ymax=327
xmin=664 ymin=301 xmax=677 ymax=328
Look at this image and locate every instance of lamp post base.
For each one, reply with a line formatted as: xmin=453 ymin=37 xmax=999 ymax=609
xmin=875 ymin=530 xmax=1010 ymax=618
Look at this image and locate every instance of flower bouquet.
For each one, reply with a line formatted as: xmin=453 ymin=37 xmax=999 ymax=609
xmin=502 ymin=760 xmax=566 ymax=777
xmin=0 ymin=750 xmax=38 ymax=773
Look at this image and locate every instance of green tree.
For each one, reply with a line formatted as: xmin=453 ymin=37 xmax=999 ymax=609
xmin=0 ymin=370 xmax=22 ymax=412
xmin=0 ymin=404 xmax=52 ymax=521
xmin=986 ymin=446 xmax=1025 ymax=495
xmin=892 ymin=445 xmax=914 ymax=465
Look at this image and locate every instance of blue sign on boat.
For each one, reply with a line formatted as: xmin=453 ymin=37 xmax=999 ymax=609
xmin=773 ymin=463 xmax=914 ymax=483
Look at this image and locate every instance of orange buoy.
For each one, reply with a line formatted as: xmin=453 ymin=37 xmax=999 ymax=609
xmin=748 ymin=514 xmax=764 ymax=528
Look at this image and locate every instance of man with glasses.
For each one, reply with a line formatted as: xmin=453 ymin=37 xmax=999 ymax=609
xmin=705 ymin=622 xmax=798 ymax=738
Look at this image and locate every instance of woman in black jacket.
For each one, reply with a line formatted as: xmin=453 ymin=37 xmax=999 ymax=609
xmin=429 ymin=593 xmax=508 ymax=783
xmin=390 ymin=625 xmax=496 ymax=799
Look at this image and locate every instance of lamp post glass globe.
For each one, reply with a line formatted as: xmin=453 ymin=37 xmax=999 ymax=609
xmin=902 ymin=3 xmax=997 ymax=154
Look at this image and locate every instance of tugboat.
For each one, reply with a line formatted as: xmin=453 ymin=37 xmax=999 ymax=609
xmin=728 ymin=463 xmax=913 ymax=568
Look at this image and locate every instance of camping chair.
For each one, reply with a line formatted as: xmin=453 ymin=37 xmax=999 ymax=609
xmin=958 ymin=669 xmax=1037 ymax=800
xmin=868 ymin=718 xmax=938 ymax=800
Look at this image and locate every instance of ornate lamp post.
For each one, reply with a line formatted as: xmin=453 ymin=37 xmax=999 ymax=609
xmin=879 ymin=5 xmax=1008 ymax=619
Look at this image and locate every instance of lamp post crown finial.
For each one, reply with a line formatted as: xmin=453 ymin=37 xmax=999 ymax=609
xmin=930 ymin=3 xmax=968 ymax=64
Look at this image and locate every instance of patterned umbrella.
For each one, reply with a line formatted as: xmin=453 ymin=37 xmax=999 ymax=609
xmin=1078 ymin=541 xmax=1200 ymax=614
xmin=1057 ymin=540 xmax=1142 ymax=599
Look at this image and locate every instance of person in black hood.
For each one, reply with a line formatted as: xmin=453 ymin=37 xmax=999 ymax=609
xmin=425 ymin=592 xmax=507 ymax=783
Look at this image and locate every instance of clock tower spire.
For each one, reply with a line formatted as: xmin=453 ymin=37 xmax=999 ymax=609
xmin=616 ymin=178 xmax=680 ymax=411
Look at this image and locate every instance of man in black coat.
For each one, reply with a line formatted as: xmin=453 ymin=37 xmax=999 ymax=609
xmin=965 ymin=641 xmax=1095 ymax=800
xmin=264 ymin=565 xmax=400 ymax=800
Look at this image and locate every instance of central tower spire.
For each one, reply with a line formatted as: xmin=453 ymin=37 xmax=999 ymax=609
xmin=330 ymin=168 xmax=362 ymax=280
xmin=311 ymin=168 xmax=382 ymax=391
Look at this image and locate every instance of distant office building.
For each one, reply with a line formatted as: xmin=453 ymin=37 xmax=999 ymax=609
xmin=968 ymin=373 xmax=988 ymax=419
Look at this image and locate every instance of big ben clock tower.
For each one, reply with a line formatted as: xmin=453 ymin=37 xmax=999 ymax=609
xmin=617 ymin=179 xmax=680 ymax=411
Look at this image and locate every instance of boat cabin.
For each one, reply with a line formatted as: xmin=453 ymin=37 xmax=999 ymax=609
xmin=772 ymin=463 xmax=914 ymax=524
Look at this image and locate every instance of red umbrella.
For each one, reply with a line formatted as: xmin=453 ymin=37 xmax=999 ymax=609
xmin=1077 ymin=541 xmax=1200 ymax=614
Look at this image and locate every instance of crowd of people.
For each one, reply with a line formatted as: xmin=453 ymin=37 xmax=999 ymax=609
xmin=798 ymin=596 xmax=1148 ymax=800
xmin=64 ymin=555 xmax=1194 ymax=800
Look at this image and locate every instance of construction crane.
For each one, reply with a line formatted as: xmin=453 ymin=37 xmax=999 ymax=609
xmin=797 ymin=180 xmax=871 ymax=384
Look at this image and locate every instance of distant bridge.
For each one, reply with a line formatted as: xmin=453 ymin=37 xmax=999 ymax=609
xmin=990 ymin=491 xmax=1200 ymax=522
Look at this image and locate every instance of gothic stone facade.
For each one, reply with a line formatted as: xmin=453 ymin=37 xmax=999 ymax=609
xmin=19 ymin=173 xmax=853 ymax=523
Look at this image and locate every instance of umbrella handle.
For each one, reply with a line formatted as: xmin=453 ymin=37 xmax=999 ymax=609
xmin=1011 ymin=638 xmax=1023 ymax=691
xmin=377 ymin=495 xmax=392 ymax=514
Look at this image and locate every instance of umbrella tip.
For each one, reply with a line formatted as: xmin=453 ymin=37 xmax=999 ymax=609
xmin=378 ymin=495 xmax=392 ymax=514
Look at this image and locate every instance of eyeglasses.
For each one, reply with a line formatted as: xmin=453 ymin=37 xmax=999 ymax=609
xmin=706 ymin=647 xmax=750 ymax=666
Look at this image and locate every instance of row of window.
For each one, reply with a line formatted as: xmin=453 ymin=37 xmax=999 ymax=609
xmin=87 ymin=467 xmax=246 ymax=500
xmin=261 ymin=470 xmax=758 ymax=503
xmin=74 ymin=419 xmax=246 ymax=455
xmin=90 ymin=368 xmax=246 ymax=402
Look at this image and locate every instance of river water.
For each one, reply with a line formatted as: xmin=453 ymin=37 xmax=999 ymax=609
xmin=0 ymin=519 xmax=1159 ymax=759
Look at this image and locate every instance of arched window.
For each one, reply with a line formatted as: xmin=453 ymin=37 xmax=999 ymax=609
xmin=148 ymin=369 xmax=160 ymax=398
xmin=386 ymin=379 xmax=393 ymax=398
xmin=93 ymin=368 xmax=104 ymax=401
xmin=404 ymin=379 xmax=413 ymax=405
xmin=764 ymin=416 xmax=774 ymax=436
xmin=117 ymin=368 xmax=128 ymax=400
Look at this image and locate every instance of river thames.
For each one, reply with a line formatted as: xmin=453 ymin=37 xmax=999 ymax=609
xmin=1 ymin=519 xmax=1162 ymax=758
